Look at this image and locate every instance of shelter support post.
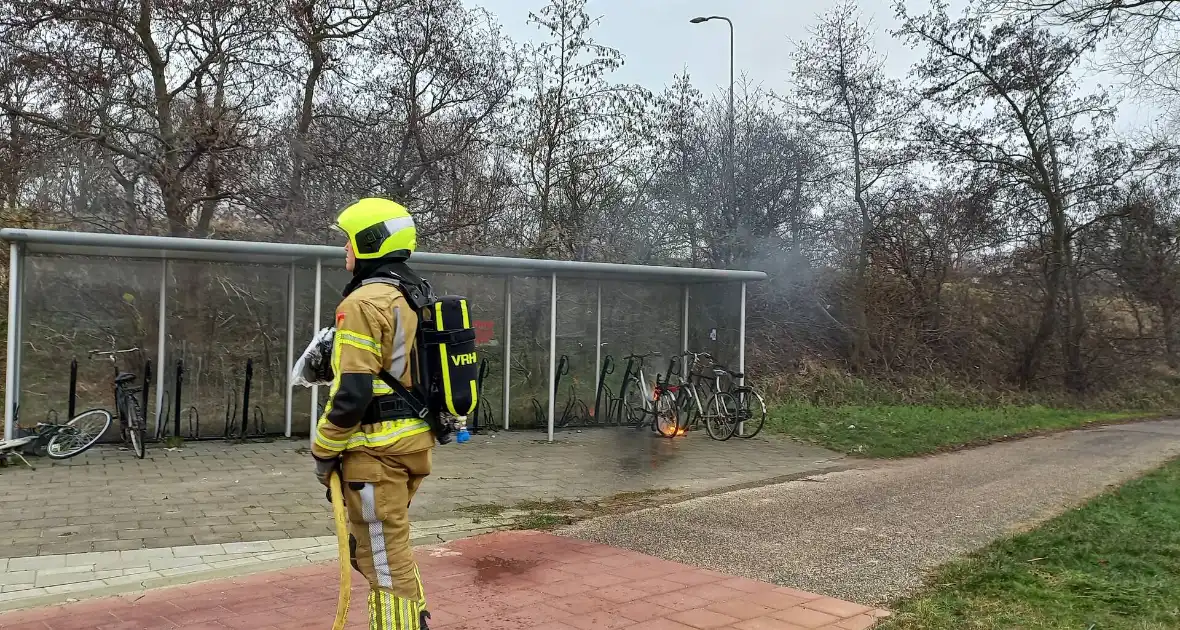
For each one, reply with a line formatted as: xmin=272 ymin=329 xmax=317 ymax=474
xmin=682 ymin=285 xmax=690 ymax=354
xmin=4 ymin=243 xmax=22 ymax=439
xmin=739 ymin=281 xmax=747 ymax=433
xmin=547 ymin=273 xmax=557 ymax=442
xmin=595 ymin=283 xmax=602 ymax=395
xmin=502 ymin=277 xmax=512 ymax=430
xmin=155 ymin=260 xmax=168 ymax=435
xmin=310 ymin=259 xmax=322 ymax=444
xmin=739 ymin=281 xmax=746 ymax=385
xmin=284 ymin=262 xmax=296 ymax=438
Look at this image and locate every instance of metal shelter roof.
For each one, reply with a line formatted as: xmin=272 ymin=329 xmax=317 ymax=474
xmin=0 ymin=229 xmax=767 ymax=284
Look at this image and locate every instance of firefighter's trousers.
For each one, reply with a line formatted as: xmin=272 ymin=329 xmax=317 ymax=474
xmin=341 ymin=448 xmax=432 ymax=630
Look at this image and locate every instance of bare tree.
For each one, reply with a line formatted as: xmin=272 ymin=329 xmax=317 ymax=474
xmin=281 ymin=0 xmax=395 ymax=237
xmin=791 ymin=0 xmax=914 ymax=371
xmin=895 ymin=2 xmax=1137 ymax=390
xmin=0 ymin=0 xmax=277 ymax=235
xmin=514 ymin=0 xmax=651 ymax=259
xmin=1098 ymin=180 xmax=1180 ymax=366
xmin=987 ymin=0 xmax=1180 ymax=113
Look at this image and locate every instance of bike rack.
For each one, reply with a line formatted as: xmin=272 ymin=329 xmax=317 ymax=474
xmin=222 ymin=387 xmax=239 ymax=439
xmin=612 ymin=355 xmax=640 ymax=425
xmin=239 ymin=358 xmax=253 ymax=439
xmin=68 ymin=359 xmax=77 ymax=421
xmin=470 ymin=359 xmax=492 ymax=433
xmin=173 ymin=360 xmax=183 ymax=439
xmin=561 ymin=380 xmax=590 ymax=428
xmin=531 ymin=355 xmax=565 ymax=427
xmin=660 ymin=356 xmax=681 ymax=387
xmin=531 ymin=355 xmax=591 ymax=429
xmin=251 ymin=406 xmax=265 ymax=437
xmin=154 ymin=359 xmax=216 ymax=442
xmin=532 ymin=354 xmax=564 ymax=428
xmin=157 ymin=391 xmax=170 ymax=440
xmin=593 ymin=354 xmax=615 ymax=425
xmin=142 ymin=359 xmax=153 ymax=431
xmin=188 ymin=406 xmax=200 ymax=439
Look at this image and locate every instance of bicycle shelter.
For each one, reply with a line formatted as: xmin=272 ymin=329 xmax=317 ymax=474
xmin=1 ymin=229 xmax=766 ymax=444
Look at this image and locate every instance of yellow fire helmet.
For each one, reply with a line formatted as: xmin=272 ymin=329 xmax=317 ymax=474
xmin=335 ymin=197 xmax=417 ymax=260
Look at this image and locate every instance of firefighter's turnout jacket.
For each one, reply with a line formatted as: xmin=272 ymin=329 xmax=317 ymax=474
xmin=311 ymin=280 xmax=433 ymax=460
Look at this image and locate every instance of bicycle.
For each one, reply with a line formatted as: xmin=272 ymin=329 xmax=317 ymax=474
xmin=716 ymin=365 xmax=767 ymax=439
xmin=593 ymin=354 xmax=620 ymax=426
xmin=670 ymin=351 xmax=739 ymax=441
xmin=0 ymin=405 xmax=112 ymax=469
xmin=89 ymin=347 xmax=148 ymax=459
xmin=618 ymin=351 xmax=679 ymax=438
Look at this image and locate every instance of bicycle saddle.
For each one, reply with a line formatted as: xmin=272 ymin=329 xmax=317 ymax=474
xmin=115 ymin=372 xmax=136 ymax=384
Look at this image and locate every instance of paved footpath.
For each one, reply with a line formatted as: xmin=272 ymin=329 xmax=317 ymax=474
xmin=0 ymin=531 xmax=891 ymax=630
xmin=561 ymin=419 xmax=1180 ymax=605
xmin=0 ymin=429 xmax=843 ymax=558
xmin=0 ymin=515 xmax=522 ymax=612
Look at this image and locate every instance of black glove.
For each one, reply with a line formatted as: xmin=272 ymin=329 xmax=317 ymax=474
xmin=314 ymin=456 xmax=339 ymax=488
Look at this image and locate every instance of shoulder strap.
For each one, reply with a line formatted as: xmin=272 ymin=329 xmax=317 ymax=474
xmin=386 ymin=262 xmax=435 ymax=310
xmin=377 ymin=369 xmax=429 ymax=419
xmin=362 ymin=264 xmax=433 ymax=310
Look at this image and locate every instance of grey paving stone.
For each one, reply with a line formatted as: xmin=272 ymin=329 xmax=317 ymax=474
xmin=0 ymin=571 xmax=35 ymax=587
xmin=7 ymin=556 xmax=64 ymax=572
xmin=0 ymin=431 xmax=844 ymax=559
xmin=172 ymin=544 xmax=226 ymax=558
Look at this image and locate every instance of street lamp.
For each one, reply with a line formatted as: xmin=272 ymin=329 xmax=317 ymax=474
xmin=690 ymin=15 xmax=735 ymax=234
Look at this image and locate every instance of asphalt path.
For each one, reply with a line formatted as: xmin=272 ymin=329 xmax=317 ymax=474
xmin=559 ymin=419 xmax=1180 ymax=605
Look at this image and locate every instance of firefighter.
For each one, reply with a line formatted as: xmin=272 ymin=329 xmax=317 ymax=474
xmin=312 ymin=197 xmax=434 ymax=630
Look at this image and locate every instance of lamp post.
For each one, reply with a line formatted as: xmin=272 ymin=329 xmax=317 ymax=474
xmin=690 ymin=15 xmax=735 ymax=237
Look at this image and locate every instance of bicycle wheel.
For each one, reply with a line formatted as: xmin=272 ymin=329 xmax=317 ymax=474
xmin=622 ymin=377 xmax=650 ymax=428
xmin=703 ymin=391 xmax=739 ymax=441
xmin=676 ymin=387 xmax=697 ymax=433
xmin=731 ymin=386 xmax=767 ymax=439
xmin=125 ymin=396 xmax=146 ymax=459
xmin=653 ymin=389 xmax=680 ymax=438
xmin=45 ymin=409 xmax=112 ymax=459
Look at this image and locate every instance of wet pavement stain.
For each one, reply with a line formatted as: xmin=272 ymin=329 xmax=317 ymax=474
xmin=615 ymin=431 xmax=685 ymax=473
xmin=473 ymin=555 xmax=541 ymax=584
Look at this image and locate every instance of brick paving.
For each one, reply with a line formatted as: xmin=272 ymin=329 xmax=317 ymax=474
xmin=0 ymin=531 xmax=890 ymax=629
xmin=0 ymin=429 xmax=844 ymax=559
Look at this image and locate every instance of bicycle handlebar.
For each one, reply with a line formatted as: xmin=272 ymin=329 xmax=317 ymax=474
xmin=623 ymin=351 xmax=661 ymax=361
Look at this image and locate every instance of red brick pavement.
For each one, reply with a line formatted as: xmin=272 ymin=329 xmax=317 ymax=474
xmin=0 ymin=531 xmax=889 ymax=629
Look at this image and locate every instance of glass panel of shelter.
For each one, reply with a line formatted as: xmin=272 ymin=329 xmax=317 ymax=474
xmin=18 ymin=255 xmax=163 ymax=444
xmin=163 ymin=261 xmax=291 ymax=441
xmin=10 ymin=252 xmax=743 ymax=444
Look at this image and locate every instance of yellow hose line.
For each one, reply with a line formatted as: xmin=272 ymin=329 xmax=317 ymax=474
xmin=329 ymin=470 xmax=351 ymax=630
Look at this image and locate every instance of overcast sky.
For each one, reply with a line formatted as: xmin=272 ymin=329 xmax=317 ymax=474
xmin=474 ymin=0 xmax=1160 ymax=133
